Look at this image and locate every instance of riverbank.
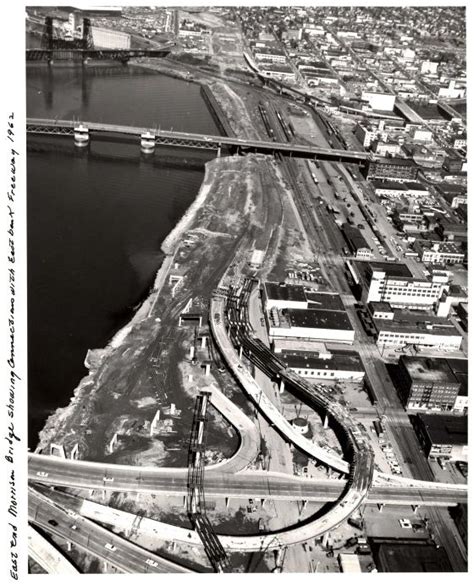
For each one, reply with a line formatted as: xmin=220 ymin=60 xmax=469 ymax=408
xmin=35 ymin=159 xmax=214 ymax=453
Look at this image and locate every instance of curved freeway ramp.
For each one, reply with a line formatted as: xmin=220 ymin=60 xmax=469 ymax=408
xmin=29 ymin=488 xmax=193 ymax=574
xmin=210 ymin=295 xmax=350 ymax=474
xmin=28 ymin=525 xmax=79 ymax=574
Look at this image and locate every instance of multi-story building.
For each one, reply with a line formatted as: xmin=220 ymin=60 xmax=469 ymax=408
xmin=341 ymin=224 xmax=373 ymax=258
xmin=373 ymin=180 xmax=429 ymax=199
xmin=354 ymin=261 xmax=449 ymax=309
xmin=412 ymin=241 xmax=465 ymax=265
xmin=267 ymin=307 xmax=355 ymax=344
xmin=279 ymin=349 xmax=365 ymax=381
xmin=397 ymin=356 xmax=467 ymax=411
xmin=262 ymin=285 xmax=355 ymax=345
xmin=361 ymin=91 xmax=396 ymax=111
xmin=413 ymin=413 xmax=467 ymax=461
xmin=251 ymin=42 xmax=287 ymax=63
xmin=373 ymin=310 xmax=463 ymax=351
xmin=354 ymin=121 xmax=388 ymax=148
xmin=362 ymin=157 xmax=419 ymax=182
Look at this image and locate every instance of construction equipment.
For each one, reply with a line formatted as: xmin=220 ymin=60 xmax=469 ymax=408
xmin=187 ymin=391 xmax=229 ymax=573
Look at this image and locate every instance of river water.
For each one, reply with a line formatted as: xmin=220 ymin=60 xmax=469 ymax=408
xmin=27 ymin=63 xmax=219 ymax=447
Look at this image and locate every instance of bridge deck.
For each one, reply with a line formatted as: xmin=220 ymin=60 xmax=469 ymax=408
xmin=26 ymin=117 xmax=372 ymax=164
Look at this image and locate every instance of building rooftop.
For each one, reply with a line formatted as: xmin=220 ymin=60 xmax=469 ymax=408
xmin=369 ymin=301 xmax=393 ymax=312
xmin=373 ymin=540 xmax=452 ymax=572
xmin=367 ymin=261 xmax=413 ymax=278
xmin=281 ymin=350 xmax=364 ymax=372
xmin=264 ymin=282 xmax=307 ymax=304
xmin=401 ymin=356 xmax=459 ymax=383
xmin=341 ymin=224 xmax=371 ymax=251
xmin=374 ymin=311 xmax=459 ymax=337
xmin=305 ymin=291 xmax=345 ymax=312
xmin=417 ymin=413 xmax=467 ymax=446
xmin=284 ymin=308 xmax=354 ymax=331
xmin=371 ymin=157 xmax=417 ymax=167
xmin=372 ymin=180 xmax=407 ymax=191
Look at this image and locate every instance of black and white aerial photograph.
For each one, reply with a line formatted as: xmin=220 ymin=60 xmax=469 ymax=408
xmin=1 ymin=0 xmax=469 ymax=578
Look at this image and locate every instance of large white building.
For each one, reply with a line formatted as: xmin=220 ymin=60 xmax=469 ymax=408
xmin=268 ymin=307 xmax=355 ymax=344
xmin=361 ymin=91 xmax=395 ymax=112
xmin=354 ymin=261 xmax=450 ymax=309
xmin=91 ymin=26 xmax=131 ymax=49
xmin=280 ymin=350 xmax=365 ymax=381
xmin=262 ymin=283 xmax=355 ymax=344
xmin=373 ymin=310 xmax=463 ymax=351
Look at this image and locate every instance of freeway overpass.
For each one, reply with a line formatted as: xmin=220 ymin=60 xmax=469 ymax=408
xmin=29 ymin=455 xmax=467 ymax=507
xmin=29 ymin=487 xmax=193 ymax=573
xmin=28 ymin=525 xmax=79 ymax=574
xmin=26 ymin=118 xmax=372 ymax=164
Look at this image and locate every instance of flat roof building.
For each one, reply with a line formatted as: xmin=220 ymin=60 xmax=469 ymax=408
xmin=362 ymin=157 xmax=419 ymax=182
xmin=412 ymin=413 xmax=467 ymax=461
xmin=353 ymin=261 xmax=449 ymax=309
xmin=396 ymin=356 xmax=467 ymax=412
xmin=374 ymin=311 xmax=463 ymax=353
xmin=280 ymin=348 xmax=365 ymax=381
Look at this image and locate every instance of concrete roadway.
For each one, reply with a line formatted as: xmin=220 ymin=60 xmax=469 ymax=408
xmin=28 ymin=525 xmax=79 ymax=574
xmin=36 ymin=488 xmax=466 ymax=560
xmin=29 ymin=487 xmax=193 ymax=573
xmin=28 ymin=454 xmax=466 ymax=506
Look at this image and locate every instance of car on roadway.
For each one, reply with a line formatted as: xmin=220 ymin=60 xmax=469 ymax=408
xmin=36 ymin=471 xmax=49 ymax=478
xmin=71 ymin=525 xmax=78 ymax=531
xmin=105 ymin=543 xmax=117 ymax=551
xmin=103 ymin=476 xmax=114 ymax=482
xmin=48 ymin=519 xmax=58 ymax=527
xmin=146 ymin=559 xmax=159 ymax=568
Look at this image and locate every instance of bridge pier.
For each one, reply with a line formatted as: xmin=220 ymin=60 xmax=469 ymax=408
xmin=225 ymin=497 xmax=230 ymax=508
xmin=201 ymin=335 xmax=207 ymax=349
xmin=188 ymin=345 xmax=195 ymax=360
xmin=50 ymin=443 xmax=66 ymax=458
xmin=238 ymin=346 xmax=243 ymax=360
xmin=140 ymin=131 xmax=156 ymax=154
xmin=74 ymin=124 xmax=89 ymax=147
xmin=378 ymin=503 xmax=385 ymax=512
xmin=321 ymin=531 xmax=330 ymax=548
xmin=279 ymin=379 xmax=285 ymax=394
xmin=412 ymin=504 xmax=419 ymax=513
xmin=183 ymin=495 xmax=188 ymax=508
xmin=323 ymin=414 xmax=329 ymax=429
xmin=204 ymin=363 xmax=211 ymax=376
xmin=70 ymin=443 xmax=79 ymax=460
xmin=108 ymin=433 xmax=118 ymax=454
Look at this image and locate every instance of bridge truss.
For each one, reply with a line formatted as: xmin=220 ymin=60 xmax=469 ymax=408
xmin=187 ymin=391 xmax=229 ymax=573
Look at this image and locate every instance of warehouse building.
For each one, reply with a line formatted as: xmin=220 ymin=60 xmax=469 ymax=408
xmin=396 ymin=356 xmax=467 ymax=412
xmin=374 ymin=312 xmax=462 ymax=352
xmin=412 ymin=241 xmax=465 ymax=265
xmin=353 ymin=261 xmax=450 ymax=309
xmin=412 ymin=413 xmax=467 ymax=461
xmin=262 ymin=282 xmax=308 ymax=311
xmin=362 ymin=157 xmax=419 ymax=182
xmin=91 ymin=26 xmax=130 ymax=49
xmin=268 ymin=307 xmax=355 ymax=344
xmin=341 ymin=223 xmax=373 ymax=258
xmin=280 ymin=348 xmax=365 ymax=381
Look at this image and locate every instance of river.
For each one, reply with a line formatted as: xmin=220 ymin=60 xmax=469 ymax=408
xmin=27 ymin=62 xmax=219 ymax=448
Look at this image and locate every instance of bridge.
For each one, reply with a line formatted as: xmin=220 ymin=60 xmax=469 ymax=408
xmin=27 ymin=15 xmax=173 ymax=63
xmin=26 ymin=48 xmax=172 ymax=62
xmin=29 ymin=454 xmax=467 ymax=507
xmin=26 ymin=118 xmax=372 ymax=164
